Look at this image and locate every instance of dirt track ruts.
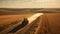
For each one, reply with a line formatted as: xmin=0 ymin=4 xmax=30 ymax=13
xmin=36 ymin=13 xmax=60 ymax=34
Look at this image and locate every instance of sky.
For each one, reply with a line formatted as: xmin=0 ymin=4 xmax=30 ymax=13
xmin=0 ymin=0 xmax=60 ymax=8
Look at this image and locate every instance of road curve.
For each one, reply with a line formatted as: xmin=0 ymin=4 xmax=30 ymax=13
xmin=14 ymin=13 xmax=43 ymax=34
xmin=0 ymin=13 xmax=43 ymax=34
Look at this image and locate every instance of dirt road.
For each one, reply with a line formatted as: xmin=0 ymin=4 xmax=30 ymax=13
xmin=1 ymin=13 xmax=60 ymax=34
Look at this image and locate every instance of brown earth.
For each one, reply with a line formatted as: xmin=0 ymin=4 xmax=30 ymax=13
xmin=0 ymin=14 xmax=34 ymax=31
xmin=0 ymin=14 xmax=34 ymax=25
xmin=37 ymin=13 xmax=60 ymax=34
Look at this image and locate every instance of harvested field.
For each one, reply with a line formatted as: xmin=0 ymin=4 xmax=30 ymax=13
xmin=0 ymin=13 xmax=34 ymax=32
